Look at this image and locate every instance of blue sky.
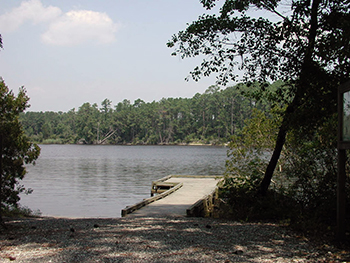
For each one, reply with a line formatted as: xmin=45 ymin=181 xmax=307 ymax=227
xmin=0 ymin=0 xmax=223 ymax=112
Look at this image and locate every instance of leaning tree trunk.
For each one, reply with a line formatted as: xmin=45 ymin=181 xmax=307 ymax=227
xmin=259 ymin=0 xmax=321 ymax=195
xmin=259 ymin=124 xmax=287 ymax=195
xmin=259 ymin=93 xmax=300 ymax=195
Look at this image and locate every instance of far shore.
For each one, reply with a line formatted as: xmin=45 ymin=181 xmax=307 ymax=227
xmin=37 ymin=142 xmax=229 ymax=147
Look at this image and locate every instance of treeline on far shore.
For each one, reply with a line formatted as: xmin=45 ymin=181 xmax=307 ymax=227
xmin=20 ymin=81 xmax=283 ymax=145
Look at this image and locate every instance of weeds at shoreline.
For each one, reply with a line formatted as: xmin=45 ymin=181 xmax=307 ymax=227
xmin=2 ymin=205 xmax=42 ymax=218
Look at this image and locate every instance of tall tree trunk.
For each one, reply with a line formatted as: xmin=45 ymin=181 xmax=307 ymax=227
xmin=231 ymin=98 xmax=235 ymax=135
xmin=259 ymin=0 xmax=321 ymax=195
xmin=202 ymin=111 xmax=206 ymax=136
xmin=259 ymin=92 xmax=300 ymax=195
xmin=259 ymin=125 xmax=287 ymax=195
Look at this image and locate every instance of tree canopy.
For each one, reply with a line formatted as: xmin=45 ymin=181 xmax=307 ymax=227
xmin=168 ymin=0 xmax=350 ymax=194
xmin=168 ymin=0 xmax=349 ymax=85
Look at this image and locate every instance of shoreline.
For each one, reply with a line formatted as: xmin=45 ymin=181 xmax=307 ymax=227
xmin=35 ymin=142 xmax=229 ymax=147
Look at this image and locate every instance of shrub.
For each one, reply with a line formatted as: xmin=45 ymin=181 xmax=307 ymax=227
xmin=221 ymin=109 xmax=349 ymax=233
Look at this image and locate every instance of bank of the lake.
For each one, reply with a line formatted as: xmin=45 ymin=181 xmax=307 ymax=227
xmin=38 ymin=140 xmax=229 ymax=147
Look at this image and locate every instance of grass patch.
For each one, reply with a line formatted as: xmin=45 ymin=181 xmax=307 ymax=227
xmin=2 ymin=205 xmax=42 ymax=218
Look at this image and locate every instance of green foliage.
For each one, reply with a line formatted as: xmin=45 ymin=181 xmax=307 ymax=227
xmin=2 ymin=205 xmax=42 ymax=218
xmin=217 ymin=186 xmax=296 ymax=222
xmin=20 ymin=82 xmax=279 ymax=145
xmin=223 ymin=107 xmax=283 ymax=192
xmin=282 ymin=114 xmax=347 ymax=228
xmin=168 ymin=0 xmax=349 ymax=86
xmin=221 ymin=105 xmax=349 ymax=232
xmin=220 ymin=98 xmax=293 ymax=222
xmin=0 ymin=78 xmax=40 ymax=220
xmin=169 ymin=0 xmax=349 ymax=196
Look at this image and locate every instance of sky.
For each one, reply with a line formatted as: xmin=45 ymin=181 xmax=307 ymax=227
xmin=0 ymin=0 xmax=228 ymax=112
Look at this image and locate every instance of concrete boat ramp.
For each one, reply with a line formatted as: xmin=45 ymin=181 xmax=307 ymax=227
xmin=121 ymin=175 xmax=222 ymax=218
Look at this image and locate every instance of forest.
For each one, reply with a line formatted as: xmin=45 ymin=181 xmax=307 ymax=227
xmin=20 ymin=82 xmax=281 ymax=145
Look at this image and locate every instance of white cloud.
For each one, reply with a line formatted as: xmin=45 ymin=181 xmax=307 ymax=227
xmin=41 ymin=10 xmax=120 ymax=46
xmin=0 ymin=0 xmax=61 ymax=32
xmin=0 ymin=1 xmax=119 ymax=46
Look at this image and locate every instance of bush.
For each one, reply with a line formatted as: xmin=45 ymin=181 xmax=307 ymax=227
xmin=42 ymin=138 xmax=65 ymax=144
xmin=218 ymin=185 xmax=296 ymax=222
xmin=221 ymin=109 xmax=350 ymax=234
xmin=282 ymin=115 xmax=350 ymax=231
xmin=3 ymin=204 xmax=41 ymax=218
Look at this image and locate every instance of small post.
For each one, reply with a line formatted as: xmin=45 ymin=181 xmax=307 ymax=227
xmin=337 ymin=149 xmax=346 ymax=241
xmin=0 ymin=134 xmax=3 ymax=225
xmin=337 ymin=81 xmax=350 ymax=241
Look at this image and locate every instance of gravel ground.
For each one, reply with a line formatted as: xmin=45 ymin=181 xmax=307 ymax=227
xmin=0 ymin=216 xmax=348 ymax=262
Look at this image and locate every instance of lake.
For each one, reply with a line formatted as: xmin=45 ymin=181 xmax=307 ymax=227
xmin=20 ymin=144 xmax=228 ymax=218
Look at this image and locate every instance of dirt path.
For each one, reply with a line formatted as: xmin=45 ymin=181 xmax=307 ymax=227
xmin=1 ymin=216 xmax=343 ymax=262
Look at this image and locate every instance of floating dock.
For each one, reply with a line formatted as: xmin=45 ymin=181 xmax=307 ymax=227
xmin=121 ymin=175 xmax=223 ymax=217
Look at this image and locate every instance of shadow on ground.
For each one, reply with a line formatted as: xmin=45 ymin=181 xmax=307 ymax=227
xmin=0 ymin=216 xmax=342 ymax=262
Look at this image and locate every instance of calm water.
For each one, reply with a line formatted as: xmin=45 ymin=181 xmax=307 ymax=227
xmin=20 ymin=145 xmax=227 ymax=218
